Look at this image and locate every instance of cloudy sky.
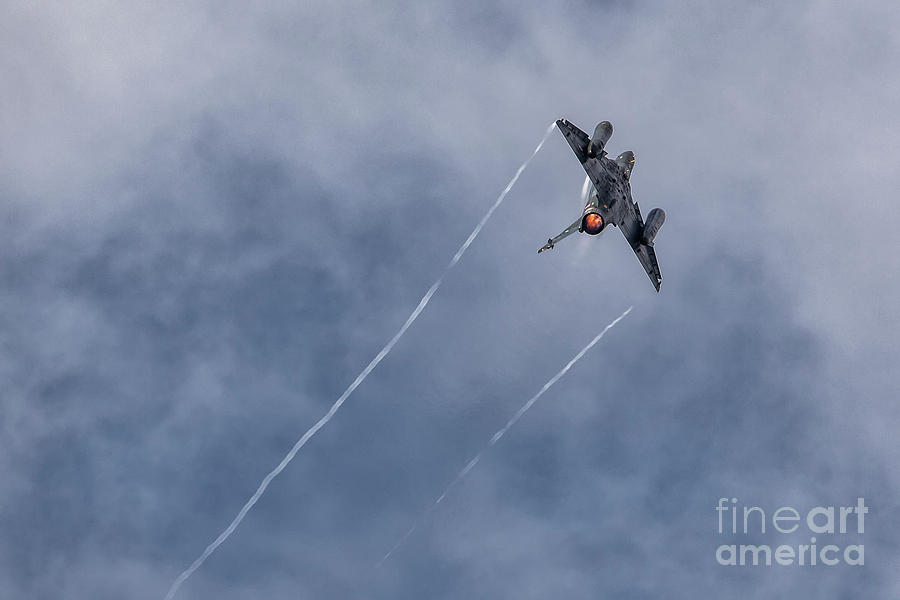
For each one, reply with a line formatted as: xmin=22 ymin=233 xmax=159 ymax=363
xmin=2 ymin=1 xmax=899 ymax=598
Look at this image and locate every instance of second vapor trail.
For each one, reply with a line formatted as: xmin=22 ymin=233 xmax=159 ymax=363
xmin=163 ymin=122 xmax=557 ymax=600
xmin=378 ymin=305 xmax=633 ymax=565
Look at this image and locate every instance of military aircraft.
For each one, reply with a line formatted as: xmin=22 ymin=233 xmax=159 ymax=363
xmin=538 ymin=119 xmax=666 ymax=292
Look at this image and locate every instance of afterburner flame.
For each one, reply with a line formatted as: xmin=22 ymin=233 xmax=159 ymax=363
xmin=583 ymin=213 xmax=604 ymax=235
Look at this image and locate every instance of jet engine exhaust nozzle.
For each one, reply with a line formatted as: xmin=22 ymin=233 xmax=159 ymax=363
xmin=582 ymin=213 xmax=604 ymax=235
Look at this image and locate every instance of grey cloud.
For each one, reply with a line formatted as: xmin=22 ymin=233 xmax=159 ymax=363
xmin=1 ymin=1 xmax=898 ymax=598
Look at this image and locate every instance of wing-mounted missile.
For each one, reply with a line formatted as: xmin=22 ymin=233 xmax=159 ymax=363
xmin=585 ymin=121 xmax=613 ymax=158
xmin=641 ymin=208 xmax=666 ymax=245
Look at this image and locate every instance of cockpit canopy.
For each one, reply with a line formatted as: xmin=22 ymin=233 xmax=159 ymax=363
xmin=616 ymin=151 xmax=635 ymax=178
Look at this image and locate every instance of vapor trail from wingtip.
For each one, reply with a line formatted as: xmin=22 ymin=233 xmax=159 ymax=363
xmin=447 ymin=121 xmax=558 ymax=268
xmin=163 ymin=122 xmax=558 ymax=600
xmin=377 ymin=305 xmax=633 ymax=566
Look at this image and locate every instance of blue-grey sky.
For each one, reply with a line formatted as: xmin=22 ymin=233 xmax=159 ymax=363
xmin=2 ymin=2 xmax=899 ymax=598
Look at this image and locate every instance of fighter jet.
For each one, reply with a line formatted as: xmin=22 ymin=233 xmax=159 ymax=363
xmin=538 ymin=119 xmax=666 ymax=292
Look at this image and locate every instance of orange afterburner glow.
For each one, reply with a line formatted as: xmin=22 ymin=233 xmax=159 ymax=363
xmin=583 ymin=213 xmax=604 ymax=234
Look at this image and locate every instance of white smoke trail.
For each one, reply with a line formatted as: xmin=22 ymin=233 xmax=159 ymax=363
xmin=163 ymin=122 xmax=557 ymax=600
xmin=580 ymin=174 xmax=591 ymax=204
xmin=377 ymin=305 xmax=633 ymax=565
xmin=448 ymin=121 xmax=558 ymax=268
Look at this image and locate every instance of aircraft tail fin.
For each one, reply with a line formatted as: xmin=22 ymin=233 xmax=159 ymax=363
xmin=538 ymin=218 xmax=582 ymax=253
